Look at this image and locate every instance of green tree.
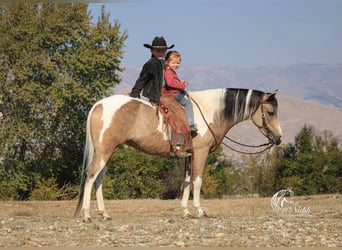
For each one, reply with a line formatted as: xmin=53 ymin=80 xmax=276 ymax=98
xmin=241 ymin=125 xmax=341 ymax=197
xmin=103 ymin=146 xmax=185 ymax=199
xmin=313 ymin=131 xmax=342 ymax=193
xmin=243 ymin=149 xmax=280 ymax=197
xmin=201 ymin=146 xmax=236 ymax=198
xmin=0 ymin=3 xmax=127 ymax=199
xmin=274 ymin=126 xmax=342 ymax=195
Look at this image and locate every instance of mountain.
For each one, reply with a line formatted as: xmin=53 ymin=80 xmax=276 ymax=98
xmin=227 ymin=94 xmax=342 ymax=145
xmin=223 ymin=94 xmax=342 ymax=162
xmin=116 ymin=63 xmax=342 ymax=108
xmin=114 ymin=63 xmax=342 ymax=161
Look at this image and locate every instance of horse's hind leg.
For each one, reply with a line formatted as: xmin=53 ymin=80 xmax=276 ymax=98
xmin=81 ymin=155 xmax=107 ymax=222
xmin=95 ymin=166 xmax=112 ymax=221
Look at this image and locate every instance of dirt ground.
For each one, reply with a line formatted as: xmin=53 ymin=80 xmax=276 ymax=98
xmin=0 ymin=194 xmax=341 ymax=247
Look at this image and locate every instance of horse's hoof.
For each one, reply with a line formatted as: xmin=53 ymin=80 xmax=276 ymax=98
xmin=82 ymin=217 xmax=92 ymax=223
xmin=182 ymin=207 xmax=192 ymax=218
xmin=103 ymin=216 xmax=113 ymax=221
xmin=182 ymin=213 xmax=192 ymax=218
xmin=198 ymin=211 xmax=208 ymax=218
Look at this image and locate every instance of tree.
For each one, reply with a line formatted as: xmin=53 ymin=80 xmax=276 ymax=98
xmin=103 ymin=146 xmax=186 ymax=200
xmin=244 ymin=149 xmax=280 ymax=197
xmin=273 ymin=126 xmax=342 ymax=195
xmin=201 ymin=146 xmax=237 ymax=198
xmin=0 ymin=3 xmax=127 ymax=199
xmin=241 ymin=125 xmax=341 ymax=196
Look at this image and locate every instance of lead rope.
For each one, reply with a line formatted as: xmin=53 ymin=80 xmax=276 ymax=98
xmin=188 ymin=93 xmax=274 ymax=154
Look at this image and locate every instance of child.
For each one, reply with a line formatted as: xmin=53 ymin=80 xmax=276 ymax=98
xmin=164 ymin=51 xmax=198 ymax=137
xmin=130 ymin=36 xmax=174 ymax=103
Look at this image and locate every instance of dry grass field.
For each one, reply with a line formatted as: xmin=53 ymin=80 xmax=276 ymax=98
xmin=0 ymin=194 xmax=341 ymax=247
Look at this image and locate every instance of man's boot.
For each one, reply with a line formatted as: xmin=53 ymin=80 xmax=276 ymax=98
xmin=171 ymin=145 xmax=192 ymax=158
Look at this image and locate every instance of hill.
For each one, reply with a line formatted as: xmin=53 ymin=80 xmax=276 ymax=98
xmin=115 ymin=63 xmax=342 ymax=148
xmin=117 ymin=63 xmax=342 ymax=107
xmin=225 ymin=94 xmax=342 ymax=162
xmin=114 ymin=63 xmax=341 ymax=162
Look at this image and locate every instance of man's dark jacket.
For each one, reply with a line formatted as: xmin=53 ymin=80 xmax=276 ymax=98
xmin=130 ymin=56 xmax=164 ymax=103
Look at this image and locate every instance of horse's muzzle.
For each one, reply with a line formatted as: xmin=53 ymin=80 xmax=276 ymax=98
xmin=268 ymin=133 xmax=282 ymax=145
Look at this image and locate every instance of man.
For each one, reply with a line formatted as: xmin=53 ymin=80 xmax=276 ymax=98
xmin=130 ymin=36 xmax=174 ymax=103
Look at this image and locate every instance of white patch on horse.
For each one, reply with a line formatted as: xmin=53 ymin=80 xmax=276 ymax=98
xmin=99 ymin=159 xmax=106 ymax=169
xmin=156 ymin=112 xmax=168 ymax=139
xmin=190 ymin=89 xmax=226 ymax=136
xmin=233 ymin=90 xmax=240 ymax=123
xmin=97 ymin=95 xmax=132 ymax=143
xmin=243 ymin=89 xmax=253 ymax=119
xmin=192 ymin=175 xmax=203 ymax=208
xmin=277 ymin=122 xmax=283 ymax=136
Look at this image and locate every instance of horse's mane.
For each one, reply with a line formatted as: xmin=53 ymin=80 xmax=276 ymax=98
xmin=189 ymin=88 xmax=270 ymax=124
xmin=223 ymin=88 xmax=266 ymax=123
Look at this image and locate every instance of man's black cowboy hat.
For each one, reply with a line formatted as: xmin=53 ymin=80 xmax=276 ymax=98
xmin=143 ymin=36 xmax=174 ymax=49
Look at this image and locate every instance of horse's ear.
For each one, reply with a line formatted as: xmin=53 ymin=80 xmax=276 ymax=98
xmin=263 ymin=89 xmax=278 ymax=102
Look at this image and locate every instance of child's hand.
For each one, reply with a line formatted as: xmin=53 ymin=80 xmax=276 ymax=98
xmin=182 ymin=80 xmax=188 ymax=87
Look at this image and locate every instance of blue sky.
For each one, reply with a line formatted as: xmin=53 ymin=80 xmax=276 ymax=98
xmin=88 ymin=0 xmax=342 ymax=68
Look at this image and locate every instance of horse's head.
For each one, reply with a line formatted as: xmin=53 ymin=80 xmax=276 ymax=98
xmin=251 ymin=90 xmax=282 ymax=145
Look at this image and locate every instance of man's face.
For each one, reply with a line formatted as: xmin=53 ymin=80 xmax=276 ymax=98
xmin=151 ymin=48 xmax=167 ymax=59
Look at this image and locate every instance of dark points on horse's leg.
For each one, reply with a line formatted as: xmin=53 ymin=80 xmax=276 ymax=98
xmin=201 ymin=211 xmax=209 ymax=218
xmin=82 ymin=217 xmax=92 ymax=223
xmin=103 ymin=216 xmax=113 ymax=221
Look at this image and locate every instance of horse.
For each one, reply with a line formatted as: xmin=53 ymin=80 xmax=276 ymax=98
xmin=75 ymin=88 xmax=282 ymax=222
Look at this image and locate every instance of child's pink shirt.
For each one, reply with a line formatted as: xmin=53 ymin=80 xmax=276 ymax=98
xmin=164 ymin=68 xmax=186 ymax=94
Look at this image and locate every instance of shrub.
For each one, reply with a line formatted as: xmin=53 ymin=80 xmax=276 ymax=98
xmin=29 ymin=178 xmax=60 ymax=200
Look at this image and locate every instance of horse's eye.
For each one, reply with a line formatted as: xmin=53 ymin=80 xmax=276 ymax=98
xmin=267 ymin=111 xmax=274 ymax=116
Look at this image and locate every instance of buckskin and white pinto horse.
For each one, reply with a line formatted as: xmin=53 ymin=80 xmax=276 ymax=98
xmin=75 ymin=88 xmax=282 ymax=222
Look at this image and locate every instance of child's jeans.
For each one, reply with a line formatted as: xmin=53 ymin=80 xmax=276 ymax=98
xmin=173 ymin=93 xmax=195 ymax=127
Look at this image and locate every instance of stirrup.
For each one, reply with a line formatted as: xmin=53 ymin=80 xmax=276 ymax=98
xmin=175 ymin=150 xmax=192 ymax=158
xmin=170 ymin=145 xmax=192 ymax=158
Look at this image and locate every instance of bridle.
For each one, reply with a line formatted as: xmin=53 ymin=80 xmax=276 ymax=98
xmin=222 ymin=102 xmax=275 ymax=154
xmin=190 ymin=96 xmax=275 ymax=155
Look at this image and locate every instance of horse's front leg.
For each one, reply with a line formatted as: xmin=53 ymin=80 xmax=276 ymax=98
xmin=95 ymin=167 xmax=112 ymax=221
xmin=193 ymin=175 xmax=206 ymax=217
xmin=191 ymin=152 xmax=208 ymax=217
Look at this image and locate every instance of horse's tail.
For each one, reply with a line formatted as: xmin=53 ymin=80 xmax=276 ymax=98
xmin=74 ymin=111 xmax=95 ymax=217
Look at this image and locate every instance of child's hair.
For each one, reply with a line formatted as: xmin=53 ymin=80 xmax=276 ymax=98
xmin=164 ymin=50 xmax=181 ymax=68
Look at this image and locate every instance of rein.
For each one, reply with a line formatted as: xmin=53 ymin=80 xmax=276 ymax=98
xmin=189 ymin=94 xmax=274 ymax=155
xmin=221 ymin=136 xmax=274 ymax=154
